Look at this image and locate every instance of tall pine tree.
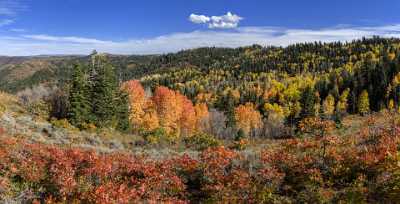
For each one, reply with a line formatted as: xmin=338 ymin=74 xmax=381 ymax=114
xmin=300 ymin=86 xmax=316 ymax=119
xmin=91 ymin=54 xmax=119 ymax=128
xmin=68 ymin=64 xmax=91 ymax=127
xmin=115 ymin=90 xmax=131 ymax=132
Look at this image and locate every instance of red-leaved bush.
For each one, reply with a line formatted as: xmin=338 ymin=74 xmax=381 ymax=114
xmin=1 ymin=119 xmax=400 ymax=203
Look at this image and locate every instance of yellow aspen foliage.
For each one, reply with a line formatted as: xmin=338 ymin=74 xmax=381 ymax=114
xmin=323 ymin=94 xmax=335 ymax=117
xmin=234 ymin=102 xmax=262 ymax=136
xmin=195 ymin=92 xmax=215 ymax=105
xmin=358 ymin=90 xmax=370 ymax=115
xmin=388 ymin=52 xmax=396 ymax=61
xmin=336 ymin=88 xmax=350 ymax=114
xmin=231 ymin=89 xmax=241 ymax=102
xmin=392 ymin=73 xmax=400 ymax=86
xmin=264 ymin=103 xmax=285 ymax=118
xmin=194 ymin=103 xmax=210 ymax=131
xmin=388 ymin=99 xmax=395 ymax=111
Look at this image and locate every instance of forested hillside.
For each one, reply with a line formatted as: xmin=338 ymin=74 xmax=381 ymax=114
xmin=4 ymin=37 xmax=400 ymax=136
xmin=3 ymin=37 xmax=400 ymax=203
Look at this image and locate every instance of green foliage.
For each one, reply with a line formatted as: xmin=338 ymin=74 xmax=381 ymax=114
xmin=67 ymin=54 xmax=131 ymax=131
xmin=50 ymin=118 xmax=76 ymax=130
xmin=68 ymin=64 xmax=92 ymax=127
xmin=235 ymin=128 xmax=246 ymax=141
xmin=301 ymin=86 xmax=316 ymax=118
xmin=183 ymin=132 xmax=221 ymax=151
xmin=115 ymin=90 xmax=131 ymax=132
xmin=0 ymin=103 xmax=5 ymax=115
xmin=142 ymin=128 xmax=170 ymax=145
xmin=5 ymin=37 xmax=400 ymax=135
xmin=27 ymin=100 xmax=50 ymax=119
xmin=91 ymin=55 xmax=119 ymax=127
xmin=336 ymin=88 xmax=350 ymax=115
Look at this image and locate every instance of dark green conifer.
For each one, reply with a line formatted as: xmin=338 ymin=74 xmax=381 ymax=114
xmin=91 ymin=54 xmax=118 ymax=128
xmin=115 ymin=90 xmax=131 ymax=132
xmin=300 ymin=86 xmax=316 ymax=119
xmin=68 ymin=64 xmax=91 ymax=127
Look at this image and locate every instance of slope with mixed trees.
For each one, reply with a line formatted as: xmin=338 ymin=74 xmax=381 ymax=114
xmin=2 ymin=37 xmax=400 ymax=202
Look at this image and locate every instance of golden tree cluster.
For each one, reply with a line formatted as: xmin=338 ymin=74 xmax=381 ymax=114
xmin=122 ymin=80 xmax=210 ymax=138
xmin=234 ymin=102 xmax=262 ymax=136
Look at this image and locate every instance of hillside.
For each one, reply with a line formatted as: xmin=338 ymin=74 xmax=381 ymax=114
xmin=3 ymin=37 xmax=399 ymax=93
xmin=0 ymin=54 xmax=156 ymax=93
xmin=3 ymin=37 xmax=400 ymax=130
xmin=1 ymin=88 xmax=400 ymax=202
xmin=2 ymin=37 xmax=400 ymax=202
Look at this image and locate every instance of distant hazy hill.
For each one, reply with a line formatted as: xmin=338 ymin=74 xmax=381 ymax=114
xmin=0 ymin=56 xmax=80 ymax=92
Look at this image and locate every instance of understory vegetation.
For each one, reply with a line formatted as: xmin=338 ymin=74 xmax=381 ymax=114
xmin=1 ymin=114 xmax=400 ymax=203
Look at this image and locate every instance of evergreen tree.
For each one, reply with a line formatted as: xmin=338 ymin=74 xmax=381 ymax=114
xmin=91 ymin=54 xmax=119 ymax=128
xmin=115 ymin=90 xmax=131 ymax=132
xmin=68 ymin=64 xmax=91 ymax=127
xmin=314 ymin=92 xmax=321 ymax=117
xmin=358 ymin=90 xmax=370 ymax=115
xmin=300 ymin=86 xmax=316 ymax=118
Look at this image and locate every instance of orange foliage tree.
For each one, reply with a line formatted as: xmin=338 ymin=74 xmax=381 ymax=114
xmin=234 ymin=102 xmax=262 ymax=136
xmin=152 ymin=86 xmax=181 ymax=136
xmin=121 ymin=80 xmax=147 ymax=131
xmin=141 ymin=100 xmax=160 ymax=131
xmin=194 ymin=103 xmax=210 ymax=132
xmin=123 ymin=81 xmax=209 ymax=137
xmin=152 ymin=86 xmax=201 ymax=138
xmin=178 ymin=93 xmax=197 ymax=137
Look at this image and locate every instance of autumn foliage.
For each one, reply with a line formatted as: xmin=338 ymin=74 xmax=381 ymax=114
xmin=234 ymin=102 xmax=262 ymax=136
xmin=2 ymin=114 xmax=400 ymax=202
xmin=123 ymin=81 xmax=209 ymax=138
xmin=121 ymin=80 xmax=146 ymax=130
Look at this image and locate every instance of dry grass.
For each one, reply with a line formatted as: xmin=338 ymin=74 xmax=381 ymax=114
xmin=0 ymin=91 xmax=21 ymax=114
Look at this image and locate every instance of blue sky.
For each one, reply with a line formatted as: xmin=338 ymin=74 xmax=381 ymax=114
xmin=1 ymin=0 xmax=400 ymax=55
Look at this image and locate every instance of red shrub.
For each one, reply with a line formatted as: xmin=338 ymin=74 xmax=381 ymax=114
xmin=1 ymin=119 xmax=400 ymax=203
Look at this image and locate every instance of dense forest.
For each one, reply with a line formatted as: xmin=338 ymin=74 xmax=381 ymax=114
xmin=3 ymin=37 xmax=400 ymax=202
xmin=11 ymin=37 xmax=400 ymax=138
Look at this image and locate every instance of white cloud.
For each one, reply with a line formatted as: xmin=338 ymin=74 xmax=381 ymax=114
xmin=23 ymin=35 xmax=113 ymax=44
xmin=189 ymin=14 xmax=210 ymax=24
xmin=189 ymin=12 xmax=243 ymax=29
xmin=1 ymin=24 xmax=400 ymax=56
xmin=209 ymin=12 xmax=243 ymax=29
xmin=0 ymin=18 xmax=13 ymax=26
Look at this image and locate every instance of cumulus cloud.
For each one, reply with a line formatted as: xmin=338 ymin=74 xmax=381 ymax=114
xmin=189 ymin=12 xmax=243 ymax=29
xmin=1 ymin=24 xmax=400 ymax=56
xmin=209 ymin=12 xmax=243 ymax=29
xmin=189 ymin=14 xmax=210 ymax=24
